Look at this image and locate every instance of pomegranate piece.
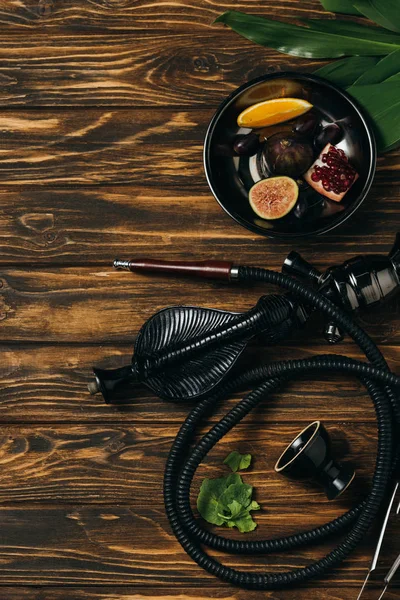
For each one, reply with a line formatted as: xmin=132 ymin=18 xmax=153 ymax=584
xmin=304 ymin=144 xmax=358 ymax=202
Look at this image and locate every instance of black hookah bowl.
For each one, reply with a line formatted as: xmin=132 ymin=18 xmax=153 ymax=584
xmin=275 ymin=421 xmax=355 ymax=500
xmin=88 ymin=234 xmax=400 ymax=404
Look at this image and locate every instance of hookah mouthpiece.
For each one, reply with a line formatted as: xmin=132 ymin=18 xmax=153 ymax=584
xmin=113 ymin=257 xmax=236 ymax=281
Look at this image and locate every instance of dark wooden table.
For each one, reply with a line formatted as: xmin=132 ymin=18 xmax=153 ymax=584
xmin=0 ymin=1 xmax=399 ymax=599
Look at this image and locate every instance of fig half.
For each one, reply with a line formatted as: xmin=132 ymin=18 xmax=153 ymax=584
xmin=249 ymin=176 xmax=299 ymax=220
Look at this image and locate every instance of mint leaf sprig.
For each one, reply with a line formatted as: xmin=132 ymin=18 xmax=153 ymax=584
xmin=223 ymin=450 xmax=252 ymax=472
xmin=197 ymin=451 xmax=259 ymax=533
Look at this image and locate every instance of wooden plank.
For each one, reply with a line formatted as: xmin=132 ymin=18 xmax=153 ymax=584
xmin=0 ymin=343 xmax=394 ymax=423
xmin=0 ymin=1 xmax=328 ymax=33
xmin=0 ymin=588 xmax=398 ymax=600
xmin=0 ymin=109 xmax=207 ymax=188
xmin=0 ymin=34 xmax=324 ymax=108
xmin=0 ymin=267 xmax=399 ymax=343
xmin=0 ymin=186 xmax=399 ymax=266
xmin=0 ymin=109 xmax=397 ymax=188
xmin=0 ymin=503 xmax=396 ymax=587
xmin=0 ymin=423 xmax=377 ymax=504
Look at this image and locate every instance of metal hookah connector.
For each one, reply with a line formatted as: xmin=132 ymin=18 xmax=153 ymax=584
xmin=113 ymin=259 xmax=131 ymax=270
xmin=282 ymin=233 xmax=400 ymax=343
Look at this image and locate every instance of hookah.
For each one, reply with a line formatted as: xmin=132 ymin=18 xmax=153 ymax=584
xmin=89 ymin=236 xmax=400 ymax=595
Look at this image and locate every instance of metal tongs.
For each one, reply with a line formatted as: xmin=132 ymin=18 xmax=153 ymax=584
xmin=357 ymin=480 xmax=400 ymax=599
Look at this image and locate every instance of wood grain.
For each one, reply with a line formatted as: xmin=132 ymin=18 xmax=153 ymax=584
xmin=0 ymin=110 xmax=398 ymax=188
xmin=0 ymin=343 xmax=393 ymax=424
xmin=0 ymin=589 xmax=398 ymax=600
xmin=0 ymin=1 xmax=329 ymax=33
xmin=0 ymin=423 xmax=378 ymax=504
xmin=0 ymin=267 xmax=399 ymax=343
xmin=0 ymin=503 xmax=396 ymax=586
xmin=0 ymin=34 xmax=322 ymax=108
xmin=0 ymin=1 xmax=398 ymax=598
xmin=0 ymin=187 xmax=400 ymax=266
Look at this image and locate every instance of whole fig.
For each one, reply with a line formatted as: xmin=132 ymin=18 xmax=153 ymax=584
xmin=265 ymin=133 xmax=314 ymax=177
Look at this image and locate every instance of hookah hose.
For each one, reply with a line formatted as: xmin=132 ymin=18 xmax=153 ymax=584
xmin=163 ymin=266 xmax=400 ymax=590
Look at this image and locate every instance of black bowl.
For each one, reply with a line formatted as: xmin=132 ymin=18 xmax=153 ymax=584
xmin=203 ymin=72 xmax=376 ymax=239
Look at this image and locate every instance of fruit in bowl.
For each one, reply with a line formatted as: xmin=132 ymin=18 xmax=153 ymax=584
xmin=249 ymin=177 xmax=299 ymax=220
xmin=232 ymin=95 xmax=359 ymax=221
xmin=305 ymin=144 xmax=359 ymax=202
xmin=265 ymin=133 xmax=314 ymax=178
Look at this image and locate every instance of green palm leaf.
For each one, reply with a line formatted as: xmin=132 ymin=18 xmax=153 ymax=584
xmin=348 ymin=82 xmax=400 ymax=151
xmin=215 ymin=11 xmax=400 ymax=58
xmin=353 ymin=1 xmax=400 ymax=33
xmin=320 ymin=0 xmax=361 ymax=15
xmin=354 ymin=49 xmax=400 ymax=84
xmin=303 ymin=19 xmax=400 ymax=44
xmin=314 ymin=56 xmax=380 ymax=86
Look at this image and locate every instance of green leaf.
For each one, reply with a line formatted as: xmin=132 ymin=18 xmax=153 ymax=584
xmin=231 ymin=513 xmax=258 ymax=533
xmin=319 ymin=0 xmax=361 ymax=15
xmin=314 ymin=56 xmax=380 ymax=86
xmin=347 ymin=82 xmax=400 ymax=151
xmin=353 ymin=49 xmax=400 ymax=84
xmin=226 ymin=500 xmax=246 ymax=519
xmin=219 ymin=482 xmax=253 ymax=508
xmin=197 ymin=473 xmax=259 ymax=532
xmin=303 ymin=19 xmax=400 ymax=44
xmin=223 ymin=450 xmax=252 ymax=472
xmin=353 ymin=1 xmax=400 ymax=33
xmin=215 ymin=11 xmax=400 ymax=58
xmin=196 ymin=473 xmax=242 ymax=525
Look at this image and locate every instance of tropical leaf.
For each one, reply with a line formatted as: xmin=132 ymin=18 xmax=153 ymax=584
xmin=354 ymin=49 xmax=400 ymax=84
xmin=319 ymin=0 xmax=361 ymax=15
xmin=314 ymin=56 xmax=380 ymax=86
xmin=215 ymin=11 xmax=400 ymax=58
xmin=353 ymin=0 xmax=400 ymax=33
xmin=303 ymin=19 xmax=400 ymax=44
xmin=347 ymin=82 xmax=400 ymax=151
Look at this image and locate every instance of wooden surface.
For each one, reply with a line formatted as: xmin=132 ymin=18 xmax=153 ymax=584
xmin=0 ymin=1 xmax=399 ymax=599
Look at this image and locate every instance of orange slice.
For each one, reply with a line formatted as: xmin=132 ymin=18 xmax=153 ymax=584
xmin=237 ymin=98 xmax=313 ymax=129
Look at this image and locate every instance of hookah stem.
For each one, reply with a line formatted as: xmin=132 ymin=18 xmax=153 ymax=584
xmin=116 ymin=258 xmax=300 ymax=380
xmin=138 ymin=295 xmax=293 ymax=377
xmin=163 ymin=266 xmax=400 ymax=590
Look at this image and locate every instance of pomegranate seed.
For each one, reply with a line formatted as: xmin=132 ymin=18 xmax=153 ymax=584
xmin=321 ymin=155 xmax=327 ymax=163
xmin=311 ymin=172 xmax=320 ymax=182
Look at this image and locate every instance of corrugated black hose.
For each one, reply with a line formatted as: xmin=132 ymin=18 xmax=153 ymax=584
xmin=163 ymin=266 xmax=400 ymax=590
